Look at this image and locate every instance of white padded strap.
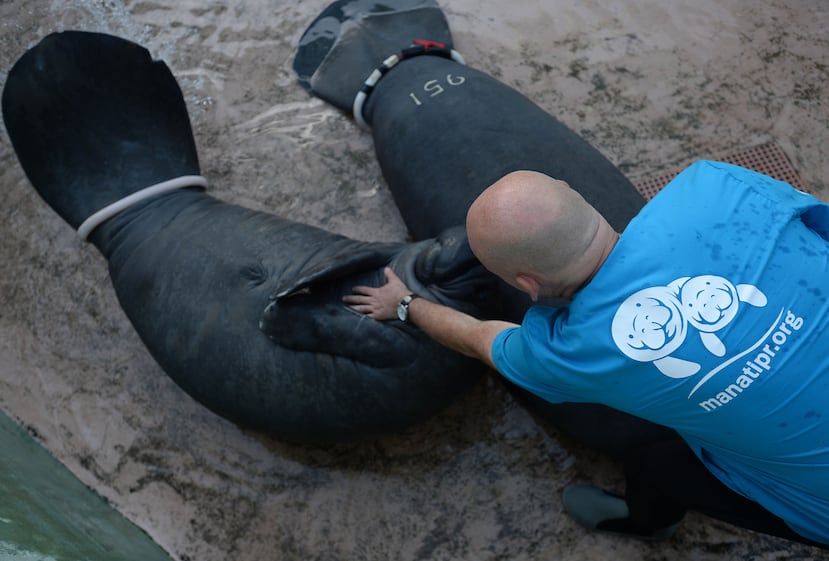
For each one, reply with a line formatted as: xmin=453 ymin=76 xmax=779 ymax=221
xmin=77 ymin=175 xmax=207 ymax=241
xmin=352 ymin=47 xmax=465 ymax=130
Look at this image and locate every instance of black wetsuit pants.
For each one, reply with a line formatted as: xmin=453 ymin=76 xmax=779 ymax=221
xmin=603 ymin=437 xmax=828 ymax=549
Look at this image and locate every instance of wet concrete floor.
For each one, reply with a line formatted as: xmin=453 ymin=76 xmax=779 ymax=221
xmin=1 ymin=1 xmax=827 ymax=559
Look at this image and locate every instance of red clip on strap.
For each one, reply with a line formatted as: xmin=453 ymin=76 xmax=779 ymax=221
xmin=412 ymin=39 xmax=448 ymax=50
xmin=401 ymin=39 xmax=451 ymax=60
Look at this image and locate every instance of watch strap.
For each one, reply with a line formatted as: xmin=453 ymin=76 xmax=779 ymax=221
xmin=398 ymin=293 xmax=419 ymax=321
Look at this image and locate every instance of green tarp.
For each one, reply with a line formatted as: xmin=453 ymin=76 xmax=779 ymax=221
xmin=0 ymin=411 xmax=171 ymax=561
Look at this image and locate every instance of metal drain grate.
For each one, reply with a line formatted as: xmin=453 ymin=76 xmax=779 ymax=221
xmin=632 ymin=142 xmax=807 ymax=201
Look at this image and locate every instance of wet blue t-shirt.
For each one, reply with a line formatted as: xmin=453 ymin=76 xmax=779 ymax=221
xmin=492 ymin=160 xmax=829 ymax=543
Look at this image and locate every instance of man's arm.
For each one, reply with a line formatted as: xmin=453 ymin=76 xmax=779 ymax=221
xmin=344 ymin=267 xmax=516 ymax=370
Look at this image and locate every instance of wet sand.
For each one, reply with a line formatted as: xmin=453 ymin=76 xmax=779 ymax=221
xmin=1 ymin=1 xmax=828 ymax=560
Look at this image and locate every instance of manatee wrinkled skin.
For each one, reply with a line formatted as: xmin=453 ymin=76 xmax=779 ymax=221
xmin=2 ymin=31 xmax=497 ymax=442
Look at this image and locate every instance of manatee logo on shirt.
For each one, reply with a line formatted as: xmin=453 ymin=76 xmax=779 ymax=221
xmin=611 ymin=275 xmax=768 ymax=379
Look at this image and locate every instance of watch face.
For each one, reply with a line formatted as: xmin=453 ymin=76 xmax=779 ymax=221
xmin=397 ymin=303 xmax=407 ymax=322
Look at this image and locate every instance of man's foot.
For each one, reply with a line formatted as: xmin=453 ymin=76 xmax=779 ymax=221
xmin=293 ymin=0 xmax=455 ymax=112
xmin=562 ymin=484 xmax=678 ymax=541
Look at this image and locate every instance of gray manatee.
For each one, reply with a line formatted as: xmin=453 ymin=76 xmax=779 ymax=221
xmin=2 ymin=31 xmax=497 ymax=442
xmin=294 ymin=0 xmax=679 ymax=456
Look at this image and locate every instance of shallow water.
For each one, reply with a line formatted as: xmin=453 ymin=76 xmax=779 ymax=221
xmin=1 ymin=1 xmax=827 ymax=560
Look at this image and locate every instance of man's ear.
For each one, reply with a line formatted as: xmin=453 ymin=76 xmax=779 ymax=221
xmin=515 ymin=273 xmax=541 ymax=302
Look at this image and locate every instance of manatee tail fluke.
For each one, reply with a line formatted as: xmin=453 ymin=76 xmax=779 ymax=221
xmin=1 ymin=31 xmax=202 ymax=236
xmin=293 ymin=0 xmax=458 ymax=118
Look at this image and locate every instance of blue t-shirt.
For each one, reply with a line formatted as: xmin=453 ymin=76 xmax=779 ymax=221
xmin=492 ymin=160 xmax=829 ymax=543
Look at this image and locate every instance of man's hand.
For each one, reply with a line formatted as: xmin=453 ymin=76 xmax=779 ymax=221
xmin=344 ymin=267 xmax=411 ymax=321
xmin=346 ymin=267 xmax=516 ymax=369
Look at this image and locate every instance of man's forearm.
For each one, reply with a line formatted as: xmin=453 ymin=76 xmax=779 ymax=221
xmin=405 ymin=297 xmax=517 ymax=370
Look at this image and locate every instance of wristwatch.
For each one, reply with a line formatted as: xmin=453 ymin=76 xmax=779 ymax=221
xmin=396 ymin=293 xmax=419 ymax=322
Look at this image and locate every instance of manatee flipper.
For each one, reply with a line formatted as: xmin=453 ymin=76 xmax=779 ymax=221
xmin=271 ymin=243 xmax=401 ymax=300
xmin=293 ymin=0 xmax=454 ymax=112
xmin=264 ymin=226 xmax=496 ymax=367
xmin=263 ymin=242 xmax=416 ymax=368
xmin=410 ymin=225 xmax=495 ymax=307
xmin=3 ymin=31 xmax=495 ymax=442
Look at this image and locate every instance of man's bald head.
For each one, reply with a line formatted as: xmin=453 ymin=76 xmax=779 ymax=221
xmin=466 ymin=170 xmax=608 ymax=299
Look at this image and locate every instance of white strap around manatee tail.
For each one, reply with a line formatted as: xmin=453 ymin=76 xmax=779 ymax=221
xmin=352 ymin=39 xmax=466 ymax=130
xmin=77 ymin=175 xmax=208 ymax=241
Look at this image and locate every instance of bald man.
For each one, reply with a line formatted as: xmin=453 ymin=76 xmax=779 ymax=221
xmin=345 ymin=162 xmax=829 ymax=548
